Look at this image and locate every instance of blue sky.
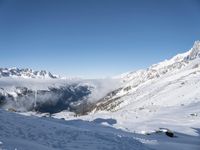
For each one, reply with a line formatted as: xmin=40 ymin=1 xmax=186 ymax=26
xmin=0 ymin=0 xmax=200 ymax=78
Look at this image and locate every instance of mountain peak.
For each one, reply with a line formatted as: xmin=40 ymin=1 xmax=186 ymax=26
xmin=193 ymin=40 xmax=200 ymax=47
xmin=0 ymin=67 xmax=58 ymax=79
xmin=186 ymin=40 xmax=200 ymax=60
xmin=147 ymin=41 xmax=200 ymax=69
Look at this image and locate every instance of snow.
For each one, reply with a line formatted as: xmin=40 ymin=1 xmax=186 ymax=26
xmin=1 ymin=41 xmax=200 ymax=150
xmin=0 ymin=109 xmax=199 ymax=150
xmin=62 ymin=41 xmax=200 ymax=142
xmin=80 ymin=58 xmax=200 ymax=136
xmin=0 ymin=109 xmax=151 ymax=150
xmin=0 ymin=68 xmax=58 ymax=79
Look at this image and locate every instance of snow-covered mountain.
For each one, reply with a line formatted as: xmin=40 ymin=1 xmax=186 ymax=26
xmin=0 ymin=41 xmax=200 ymax=150
xmin=0 ymin=68 xmax=58 ymax=79
xmin=0 ymin=75 xmax=119 ymax=114
xmin=68 ymin=41 xmax=200 ymax=139
xmin=118 ymin=40 xmax=200 ymax=84
xmin=91 ymin=40 xmax=200 ymax=112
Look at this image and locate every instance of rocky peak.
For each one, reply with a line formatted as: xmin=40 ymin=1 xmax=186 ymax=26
xmin=186 ymin=40 xmax=200 ymax=60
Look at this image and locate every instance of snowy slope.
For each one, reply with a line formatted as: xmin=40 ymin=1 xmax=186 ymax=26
xmin=0 ymin=109 xmax=152 ymax=150
xmin=1 ymin=109 xmax=200 ymax=150
xmin=91 ymin=41 xmax=200 ymax=111
xmin=118 ymin=41 xmax=200 ymax=84
xmin=67 ymin=41 xmax=200 ymax=138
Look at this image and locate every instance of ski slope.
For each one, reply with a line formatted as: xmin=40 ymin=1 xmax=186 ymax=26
xmin=0 ymin=109 xmax=199 ymax=150
xmin=0 ymin=109 xmax=151 ymax=150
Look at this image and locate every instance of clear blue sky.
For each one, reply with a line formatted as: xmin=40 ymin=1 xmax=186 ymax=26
xmin=0 ymin=0 xmax=200 ymax=78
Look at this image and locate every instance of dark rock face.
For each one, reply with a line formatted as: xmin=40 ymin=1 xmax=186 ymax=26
xmin=87 ymin=88 xmax=123 ymax=112
xmin=0 ymin=84 xmax=92 ymax=114
xmin=0 ymin=94 xmax=6 ymax=105
xmin=35 ymin=85 xmax=92 ymax=114
xmin=93 ymin=118 xmax=117 ymax=125
xmin=165 ymin=131 xmax=174 ymax=137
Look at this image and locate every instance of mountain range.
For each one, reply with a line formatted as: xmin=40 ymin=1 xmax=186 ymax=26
xmin=0 ymin=41 xmax=200 ymax=150
xmin=0 ymin=68 xmax=58 ymax=79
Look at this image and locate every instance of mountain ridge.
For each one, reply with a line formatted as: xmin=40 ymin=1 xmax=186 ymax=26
xmin=0 ymin=67 xmax=58 ymax=79
xmin=88 ymin=40 xmax=200 ymax=113
xmin=118 ymin=40 xmax=200 ymax=83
